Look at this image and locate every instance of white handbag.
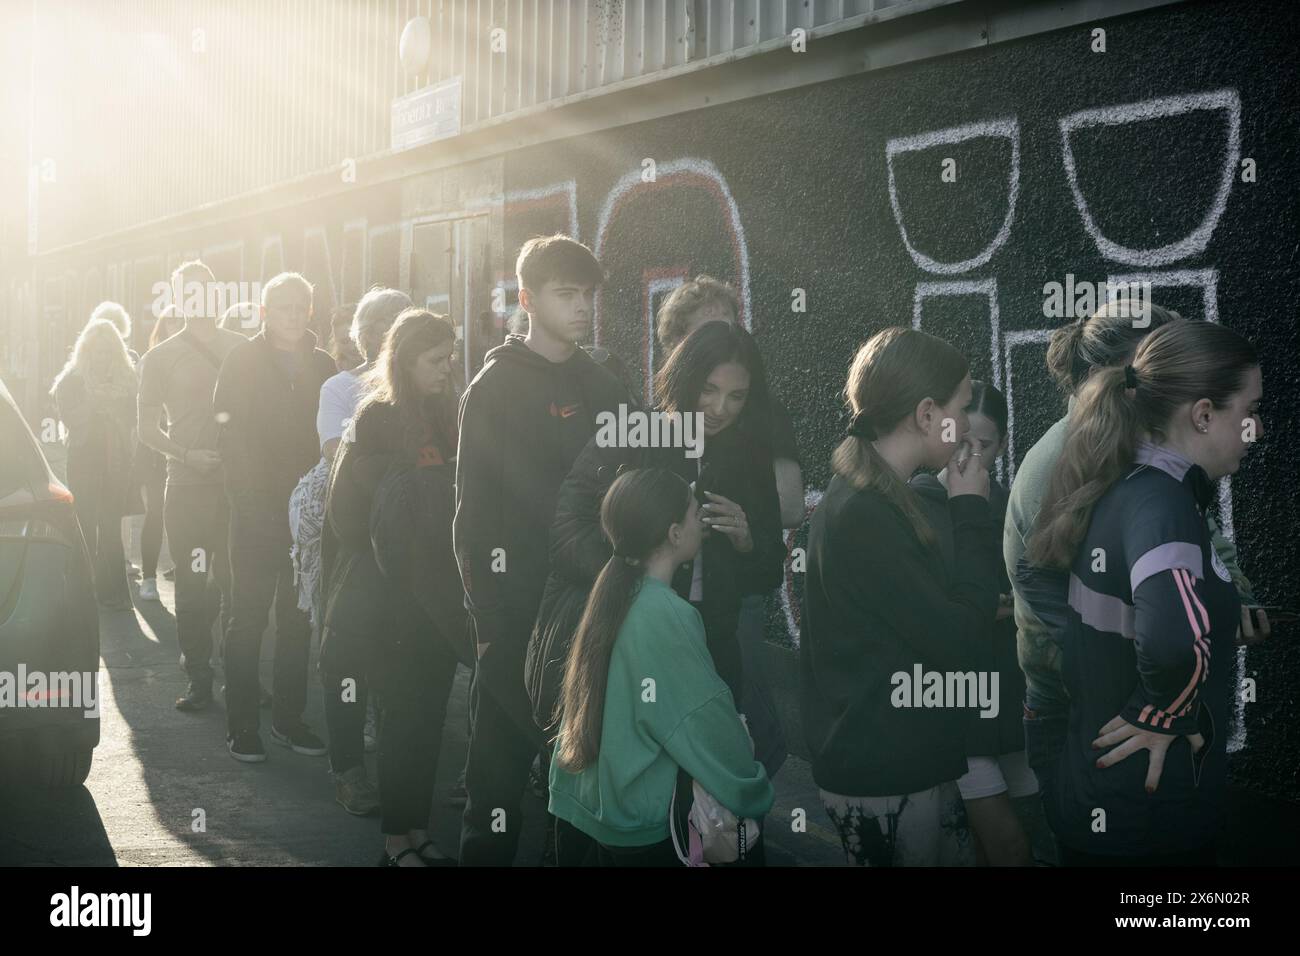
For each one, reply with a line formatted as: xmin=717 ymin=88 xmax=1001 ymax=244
xmin=669 ymin=715 xmax=761 ymax=866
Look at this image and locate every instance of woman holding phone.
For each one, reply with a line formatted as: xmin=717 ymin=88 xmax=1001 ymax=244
xmin=801 ymin=327 xmax=1000 ymax=867
xmin=1027 ymin=319 xmax=1263 ymax=865
xmin=530 ymin=320 xmax=783 ymax=726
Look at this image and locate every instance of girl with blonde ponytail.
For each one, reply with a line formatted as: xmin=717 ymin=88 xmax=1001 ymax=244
xmin=802 ymin=327 xmax=1001 ymax=867
xmin=1027 ymin=319 xmax=1263 ymax=864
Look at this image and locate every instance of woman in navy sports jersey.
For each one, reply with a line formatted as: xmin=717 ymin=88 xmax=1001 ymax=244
xmin=1028 ymin=319 xmax=1263 ymax=866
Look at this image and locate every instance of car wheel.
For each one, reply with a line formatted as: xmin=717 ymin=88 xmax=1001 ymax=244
xmin=27 ymin=748 xmax=94 ymax=788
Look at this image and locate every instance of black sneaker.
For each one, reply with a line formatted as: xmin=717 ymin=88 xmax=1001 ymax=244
xmin=228 ymin=731 xmax=267 ymax=763
xmin=175 ymin=684 xmax=213 ymax=712
xmin=271 ymin=722 xmax=327 ymax=757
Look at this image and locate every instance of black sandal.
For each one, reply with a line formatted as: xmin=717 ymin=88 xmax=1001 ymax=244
xmin=379 ymin=847 xmax=426 ymax=867
xmin=412 ymin=840 xmax=456 ymax=866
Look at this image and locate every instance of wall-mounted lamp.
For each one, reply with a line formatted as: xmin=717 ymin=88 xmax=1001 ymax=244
xmin=399 ymin=16 xmax=432 ymax=77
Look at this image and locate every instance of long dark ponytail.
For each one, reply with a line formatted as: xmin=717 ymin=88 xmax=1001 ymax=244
xmin=553 ymin=468 xmax=694 ymax=772
xmin=1045 ymin=300 xmax=1181 ymax=396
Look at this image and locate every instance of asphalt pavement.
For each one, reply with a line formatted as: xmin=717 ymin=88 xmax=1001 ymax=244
xmin=0 ymin=525 xmax=846 ymax=867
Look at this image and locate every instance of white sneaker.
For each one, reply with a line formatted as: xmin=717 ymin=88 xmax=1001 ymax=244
xmin=138 ymin=578 xmax=160 ymax=601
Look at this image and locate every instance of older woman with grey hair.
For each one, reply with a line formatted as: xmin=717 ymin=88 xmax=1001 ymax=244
xmin=317 ymin=287 xmax=412 ymax=463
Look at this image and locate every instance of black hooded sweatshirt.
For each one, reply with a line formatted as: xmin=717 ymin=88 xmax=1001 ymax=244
xmin=800 ymin=475 xmax=1001 ymax=797
xmin=911 ymin=472 xmax=1026 ymax=758
xmin=453 ymin=334 xmax=630 ymax=647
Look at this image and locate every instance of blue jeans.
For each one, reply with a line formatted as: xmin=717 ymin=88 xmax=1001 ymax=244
xmin=736 ymin=593 xmax=788 ymax=778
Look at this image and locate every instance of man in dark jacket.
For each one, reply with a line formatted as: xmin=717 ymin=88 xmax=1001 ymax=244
xmin=137 ymin=260 xmax=247 ymax=712
xmin=213 ymin=272 xmax=337 ymax=763
xmin=454 ymin=235 xmax=629 ymax=865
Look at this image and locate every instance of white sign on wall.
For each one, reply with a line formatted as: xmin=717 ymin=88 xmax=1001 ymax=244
xmin=391 ymin=76 xmax=462 ymax=152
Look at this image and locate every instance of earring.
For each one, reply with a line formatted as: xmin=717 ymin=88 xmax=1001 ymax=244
xmin=1197 ymin=423 xmax=1209 ymax=433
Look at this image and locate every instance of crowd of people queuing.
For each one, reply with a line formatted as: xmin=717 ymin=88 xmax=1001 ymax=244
xmin=46 ymin=231 xmax=1271 ymax=867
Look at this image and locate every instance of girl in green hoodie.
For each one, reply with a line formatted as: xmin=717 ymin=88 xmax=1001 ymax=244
xmin=548 ymin=468 xmax=774 ymax=866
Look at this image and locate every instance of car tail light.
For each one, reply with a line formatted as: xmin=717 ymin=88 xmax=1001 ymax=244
xmin=46 ymin=480 xmax=74 ymax=505
xmin=0 ymin=482 xmax=79 ymax=545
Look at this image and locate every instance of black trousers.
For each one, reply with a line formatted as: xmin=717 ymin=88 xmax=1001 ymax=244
xmin=223 ymin=510 xmax=311 ymax=736
xmin=378 ymin=605 xmax=460 ymax=835
xmin=163 ymin=483 xmax=230 ymax=689
xmin=459 ymin=612 xmax=545 ymax=866
xmin=736 ymin=593 xmax=788 ymax=778
xmin=596 ymin=838 xmax=682 ymax=867
xmin=68 ymin=452 xmax=129 ymax=605
xmin=321 ymin=654 xmax=370 ymax=776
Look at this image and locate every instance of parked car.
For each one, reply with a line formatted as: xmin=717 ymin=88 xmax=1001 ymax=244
xmin=0 ymin=376 xmax=100 ymax=787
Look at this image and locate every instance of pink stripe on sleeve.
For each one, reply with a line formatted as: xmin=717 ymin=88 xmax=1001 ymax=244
xmin=1178 ymin=568 xmax=1210 ymax=636
xmin=1172 ymin=567 xmax=1204 ymax=642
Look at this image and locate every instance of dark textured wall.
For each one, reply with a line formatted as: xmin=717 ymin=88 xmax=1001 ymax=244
xmin=502 ymin=0 xmax=1300 ymax=799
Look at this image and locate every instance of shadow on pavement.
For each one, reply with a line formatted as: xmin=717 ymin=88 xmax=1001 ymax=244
xmin=84 ymin=525 xmax=552 ymax=866
xmin=0 ymin=784 xmax=116 ymax=866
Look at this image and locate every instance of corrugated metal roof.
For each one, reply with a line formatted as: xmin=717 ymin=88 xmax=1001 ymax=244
xmin=25 ymin=0 xmax=932 ymax=252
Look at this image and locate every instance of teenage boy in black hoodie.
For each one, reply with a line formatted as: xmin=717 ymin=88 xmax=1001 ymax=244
xmin=455 ymin=235 xmax=629 ymax=865
xmin=213 ymin=272 xmax=337 ymax=762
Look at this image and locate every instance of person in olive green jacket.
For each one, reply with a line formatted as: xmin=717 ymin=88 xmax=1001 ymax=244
xmin=549 ymin=467 xmax=773 ymax=866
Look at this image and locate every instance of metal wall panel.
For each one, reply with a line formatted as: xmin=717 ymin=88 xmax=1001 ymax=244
xmin=26 ymin=0 xmax=941 ymax=251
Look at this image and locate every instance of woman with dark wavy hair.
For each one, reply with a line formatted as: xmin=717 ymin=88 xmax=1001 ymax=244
xmin=530 ymin=320 xmax=783 ymax=724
